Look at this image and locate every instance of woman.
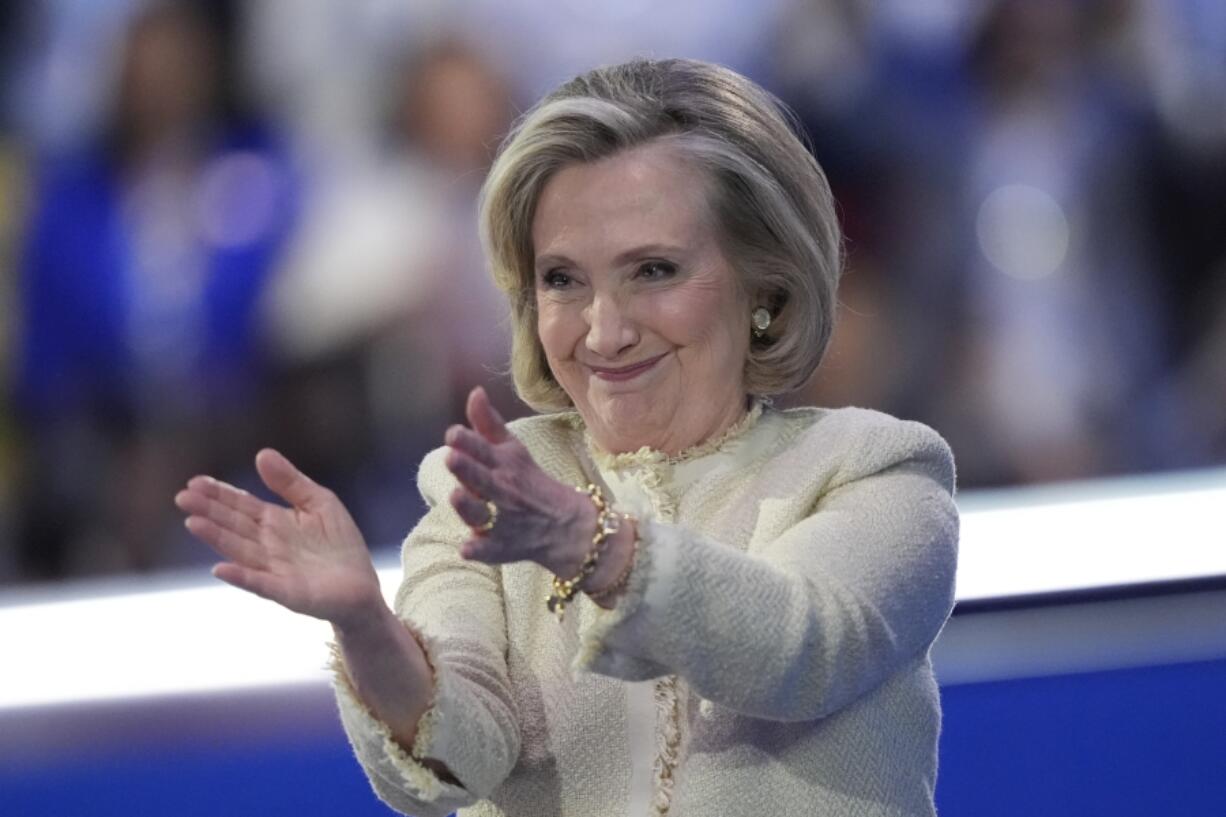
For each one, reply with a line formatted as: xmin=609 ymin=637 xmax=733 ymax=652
xmin=175 ymin=58 xmax=958 ymax=817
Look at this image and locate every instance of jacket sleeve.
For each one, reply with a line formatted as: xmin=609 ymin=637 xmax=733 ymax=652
xmin=575 ymin=416 xmax=959 ymax=722
xmin=332 ymin=446 xmax=520 ymax=816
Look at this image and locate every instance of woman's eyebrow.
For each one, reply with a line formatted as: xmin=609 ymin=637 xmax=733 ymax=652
xmin=535 ymin=243 xmax=687 ymax=272
xmin=534 ymin=253 xmax=575 ymax=271
xmin=612 ymin=243 xmax=687 ymax=265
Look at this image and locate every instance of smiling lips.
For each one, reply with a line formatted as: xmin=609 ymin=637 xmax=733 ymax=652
xmin=588 ymin=353 xmax=667 ymax=382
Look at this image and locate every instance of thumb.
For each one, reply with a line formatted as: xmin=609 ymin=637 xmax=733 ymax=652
xmin=467 ymin=386 xmax=509 ymax=444
xmin=256 ymin=448 xmax=330 ymax=510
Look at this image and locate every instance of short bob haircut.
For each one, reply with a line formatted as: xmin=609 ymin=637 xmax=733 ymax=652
xmin=479 ymin=58 xmax=842 ymax=412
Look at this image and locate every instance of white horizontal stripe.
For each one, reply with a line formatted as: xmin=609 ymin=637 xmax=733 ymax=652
xmin=1 ymin=468 xmax=1223 ymax=709
xmin=954 ymin=468 xmax=1226 ymax=601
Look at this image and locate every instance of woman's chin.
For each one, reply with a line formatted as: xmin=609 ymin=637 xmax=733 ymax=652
xmin=584 ymin=393 xmax=671 ymax=451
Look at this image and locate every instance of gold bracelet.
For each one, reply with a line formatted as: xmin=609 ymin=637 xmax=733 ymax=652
xmin=545 ymin=483 xmax=620 ymax=621
xmin=585 ymin=517 xmax=639 ymax=602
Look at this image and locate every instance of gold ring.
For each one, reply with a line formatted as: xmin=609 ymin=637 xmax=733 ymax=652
xmin=475 ymin=500 xmax=498 ymax=533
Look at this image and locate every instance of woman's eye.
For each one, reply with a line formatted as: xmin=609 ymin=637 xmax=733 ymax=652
xmin=542 ymin=270 xmax=572 ymax=289
xmin=637 ymin=261 xmax=677 ymax=281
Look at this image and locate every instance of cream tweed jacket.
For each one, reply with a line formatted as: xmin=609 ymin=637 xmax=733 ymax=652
xmin=332 ymin=402 xmax=959 ymax=817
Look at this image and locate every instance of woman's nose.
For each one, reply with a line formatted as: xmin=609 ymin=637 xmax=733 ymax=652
xmin=584 ymin=293 xmax=638 ymax=359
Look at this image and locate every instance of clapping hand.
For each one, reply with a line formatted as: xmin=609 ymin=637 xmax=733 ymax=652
xmin=443 ymin=387 xmax=595 ymax=580
xmin=175 ymin=449 xmax=383 ymax=629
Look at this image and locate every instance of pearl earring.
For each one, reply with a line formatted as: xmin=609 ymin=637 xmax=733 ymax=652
xmin=751 ymin=307 xmax=772 ymax=339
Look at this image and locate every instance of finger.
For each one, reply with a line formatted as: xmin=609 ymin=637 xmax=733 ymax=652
xmin=459 ymin=534 xmax=518 ymax=564
xmin=444 ymin=425 xmax=497 ymax=468
xmin=450 ymin=486 xmax=496 ymax=530
xmin=175 ymin=488 xmax=262 ymax=542
xmin=445 ymin=448 xmax=498 ymax=499
xmin=185 ymin=515 xmax=265 ymax=568
xmin=256 ymin=448 xmax=332 ymax=511
xmin=186 ymin=475 xmax=266 ymax=520
xmin=211 ymin=562 xmax=293 ymax=606
xmin=459 ymin=536 xmax=484 ymax=561
xmin=466 ymin=387 xmax=509 ymax=444
xmin=459 ymin=535 xmax=501 ymax=563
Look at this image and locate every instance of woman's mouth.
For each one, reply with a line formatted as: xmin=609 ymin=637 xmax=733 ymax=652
xmin=589 ymin=353 xmax=667 ymax=382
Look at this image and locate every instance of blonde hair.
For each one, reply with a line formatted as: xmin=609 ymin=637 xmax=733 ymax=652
xmin=479 ymin=58 xmax=842 ymax=411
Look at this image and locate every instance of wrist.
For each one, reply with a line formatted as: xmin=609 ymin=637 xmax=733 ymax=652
xmin=582 ymin=517 xmax=637 ymax=608
xmin=330 ymin=590 xmax=395 ymax=640
xmin=544 ymin=482 xmax=622 ymax=620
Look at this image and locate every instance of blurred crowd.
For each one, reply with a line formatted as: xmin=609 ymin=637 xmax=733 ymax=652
xmin=0 ymin=0 xmax=1222 ymax=585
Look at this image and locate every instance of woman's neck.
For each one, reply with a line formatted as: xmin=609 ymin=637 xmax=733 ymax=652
xmin=584 ymin=394 xmax=757 ymax=459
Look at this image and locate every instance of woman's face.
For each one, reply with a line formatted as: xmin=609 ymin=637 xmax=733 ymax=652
xmin=532 ymin=142 xmax=752 ymax=455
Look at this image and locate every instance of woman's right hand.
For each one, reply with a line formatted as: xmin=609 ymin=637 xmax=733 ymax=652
xmin=175 ymin=448 xmax=383 ymax=629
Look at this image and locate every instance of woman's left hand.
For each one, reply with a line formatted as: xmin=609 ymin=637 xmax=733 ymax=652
xmin=444 ymin=387 xmax=595 ymax=579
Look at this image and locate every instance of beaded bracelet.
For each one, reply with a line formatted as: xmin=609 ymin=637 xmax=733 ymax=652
xmin=545 ymin=483 xmax=620 ymax=621
xmin=584 ymin=520 xmax=639 ymax=603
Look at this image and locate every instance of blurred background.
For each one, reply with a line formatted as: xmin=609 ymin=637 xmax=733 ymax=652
xmin=0 ymin=0 xmax=1224 ymax=585
xmin=0 ymin=0 xmax=1224 ymax=815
